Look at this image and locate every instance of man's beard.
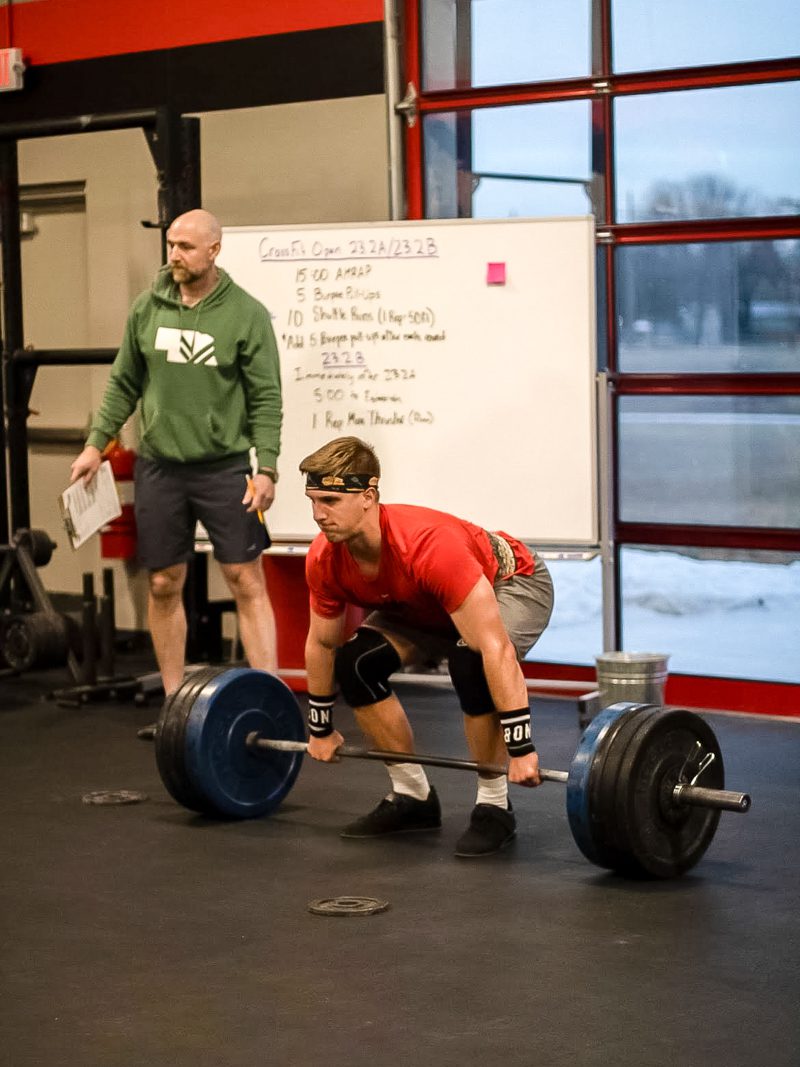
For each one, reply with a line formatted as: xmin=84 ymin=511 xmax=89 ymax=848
xmin=171 ymin=265 xmax=200 ymax=283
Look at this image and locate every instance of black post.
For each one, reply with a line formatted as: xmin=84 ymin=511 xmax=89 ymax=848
xmin=182 ymin=554 xmax=226 ymax=664
xmin=0 ymin=139 xmax=29 ymax=534
xmin=98 ymin=567 xmax=116 ymax=678
xmin=156 ymin=110 xmax=201 ymax=223
xmin=80 ymin=572 xmax=98 ymax=686
xmin=144 ymin=111 xmax=202 ymax=261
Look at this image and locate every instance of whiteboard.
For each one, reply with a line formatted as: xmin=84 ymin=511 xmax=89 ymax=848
xmin=218 ymin=217 xmax=597 ymax=545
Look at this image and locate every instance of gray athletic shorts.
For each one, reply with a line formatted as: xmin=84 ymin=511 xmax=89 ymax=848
xmin=363 ymin=549 xmax=554 ymax=665
xmin=134 ymin=455 xmax=270 ymax=571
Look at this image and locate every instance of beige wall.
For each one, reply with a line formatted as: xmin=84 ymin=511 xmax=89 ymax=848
xmin=17 ymin=94 xmax=390 ymax=627
xmin=200 ymin=97 xmax=390 ymax=226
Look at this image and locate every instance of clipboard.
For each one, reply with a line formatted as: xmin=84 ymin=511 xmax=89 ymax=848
xmin=59 ymin=460 xmax=123 ymax=549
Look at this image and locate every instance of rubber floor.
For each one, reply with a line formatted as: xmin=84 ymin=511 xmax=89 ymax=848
xmin=1 ymin=659 xmax=798 ymax=1067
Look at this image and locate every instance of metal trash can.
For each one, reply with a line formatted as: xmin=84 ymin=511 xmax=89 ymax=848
xmin=595 ymin=651 xmax=670 ymax=710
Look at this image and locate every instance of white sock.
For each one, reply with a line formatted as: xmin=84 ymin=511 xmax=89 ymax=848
xmin=476 ymin=774 xmax=509 ymax=810
xmin=387 ymin=763 xmax=431 ymax=801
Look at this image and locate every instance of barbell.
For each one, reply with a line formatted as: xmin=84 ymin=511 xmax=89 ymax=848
xmin=150 ymin=666 xmax=751 ymax=880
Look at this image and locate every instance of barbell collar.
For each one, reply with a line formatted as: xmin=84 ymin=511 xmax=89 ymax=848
xmin=672 ymin=783 xmax=751 ymax=813
xmin=246 ymin=734 xmax=569 ymax=783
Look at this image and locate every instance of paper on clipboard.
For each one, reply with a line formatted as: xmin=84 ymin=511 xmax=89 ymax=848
xmin=59 ymin=460 xmax=122 ymax=549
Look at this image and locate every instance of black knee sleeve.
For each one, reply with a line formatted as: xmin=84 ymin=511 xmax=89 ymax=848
xmin=335 ymin=627 xmax=401 ymax=708
xmin=448 ymin=641 xmax=494 ymax=716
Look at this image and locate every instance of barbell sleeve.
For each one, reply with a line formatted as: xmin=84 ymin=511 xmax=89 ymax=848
xmin=248 ymin=734 xmax=750 ymax=812
xmin=673 ymin=783 xmax=751 ymax=813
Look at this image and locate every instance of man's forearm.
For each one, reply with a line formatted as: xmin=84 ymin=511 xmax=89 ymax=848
xmin=483 ymin=642 xmax=529 ymax=712
xmin=305 ymin=640 xmax=337 ymax=695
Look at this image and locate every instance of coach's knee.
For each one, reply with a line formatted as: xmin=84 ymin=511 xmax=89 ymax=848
xmin=334 ymin=628 xmax=401 ymax=708
xmin=221 ymin=559 xmax=267 ymax=603
xmin=148 ymin=565 xmax=185 ymax=603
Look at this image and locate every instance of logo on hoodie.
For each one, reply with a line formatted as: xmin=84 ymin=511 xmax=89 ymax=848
xmin=155 ymin=326 xmax=218 ymax=367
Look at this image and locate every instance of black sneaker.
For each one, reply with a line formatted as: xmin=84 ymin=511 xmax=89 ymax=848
xmin=340 ymin=788 xmax=441 ymax=838
xmin=454 ymin=803 xmax=516 ymax=858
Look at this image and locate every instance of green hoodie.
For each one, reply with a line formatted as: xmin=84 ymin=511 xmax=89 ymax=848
xmin=87 ymin=267 xmax=282 ymax=469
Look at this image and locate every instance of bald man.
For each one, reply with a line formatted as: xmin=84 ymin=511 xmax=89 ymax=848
xmin=71 ymin=209 xmax=282 ymax=696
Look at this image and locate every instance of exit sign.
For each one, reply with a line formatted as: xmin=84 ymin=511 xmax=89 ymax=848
xmin=0 ymin=48 xmax=24 ymax=92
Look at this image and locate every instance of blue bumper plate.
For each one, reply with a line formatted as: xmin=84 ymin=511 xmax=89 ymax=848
xmin=174 ymin=668 xmax=305 ymax=819
xmin=566 ymin=702 xmax=650 ymax=868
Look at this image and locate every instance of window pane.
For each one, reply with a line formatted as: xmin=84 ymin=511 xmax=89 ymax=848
xmin=524 ymin=556 xmax=602 ymax=668
xmin=616 ymin=240 xmax=800 ymax=373
xmin=472 ymin=176 xmax=591 ymax=218
xmin=620 ymin=546 xmax=800 ymax=684
xmin=615 ymin=82 xmax=800 ymax=223
xmin=421 ymin=0 xmax=590 ymax=91
xmin=613 ymin=0 xmax=800 ymax=74
xmin=618 ymin=395 xmax=800 ymax=527
xmin=423 ymin=102 xmax=592 ymax=219
xmin=525 ymin=548 xmax=800 ymax=683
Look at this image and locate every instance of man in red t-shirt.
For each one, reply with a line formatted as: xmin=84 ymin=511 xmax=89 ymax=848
xmin=301 ymin=436 xmax=554 ymax=857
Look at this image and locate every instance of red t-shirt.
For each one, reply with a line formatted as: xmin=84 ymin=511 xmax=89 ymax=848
xmin=306 ymin=503 xmax=534 ymax=636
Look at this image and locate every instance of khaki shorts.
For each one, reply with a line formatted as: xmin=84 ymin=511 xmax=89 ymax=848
xmin=364 ymin=550 xmax=554 ymax=666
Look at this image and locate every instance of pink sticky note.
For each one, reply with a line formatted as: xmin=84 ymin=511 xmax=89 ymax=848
xmin=487 ymin=262 xmax=506 ymax=285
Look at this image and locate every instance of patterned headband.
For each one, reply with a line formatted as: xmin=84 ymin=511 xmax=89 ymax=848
xmin=305 ymin=471 xmax=379 ymax=493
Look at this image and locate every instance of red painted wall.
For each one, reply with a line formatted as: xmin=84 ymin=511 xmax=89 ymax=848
xmin=2 ymin=0 xmax=383 ymax=66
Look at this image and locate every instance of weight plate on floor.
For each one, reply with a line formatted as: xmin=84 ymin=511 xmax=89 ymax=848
xmin=82 ymin=790 xmax=149 ymax=806
xmin=613 ymin=708 xmax=724 ymax=879
xmin=156 ymin=667 xmax=305 ymax=819
xmin=566 ymin=702 xmax=653 ymax=868
xmin=308 ymin=897 xmax=390 ymax=917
